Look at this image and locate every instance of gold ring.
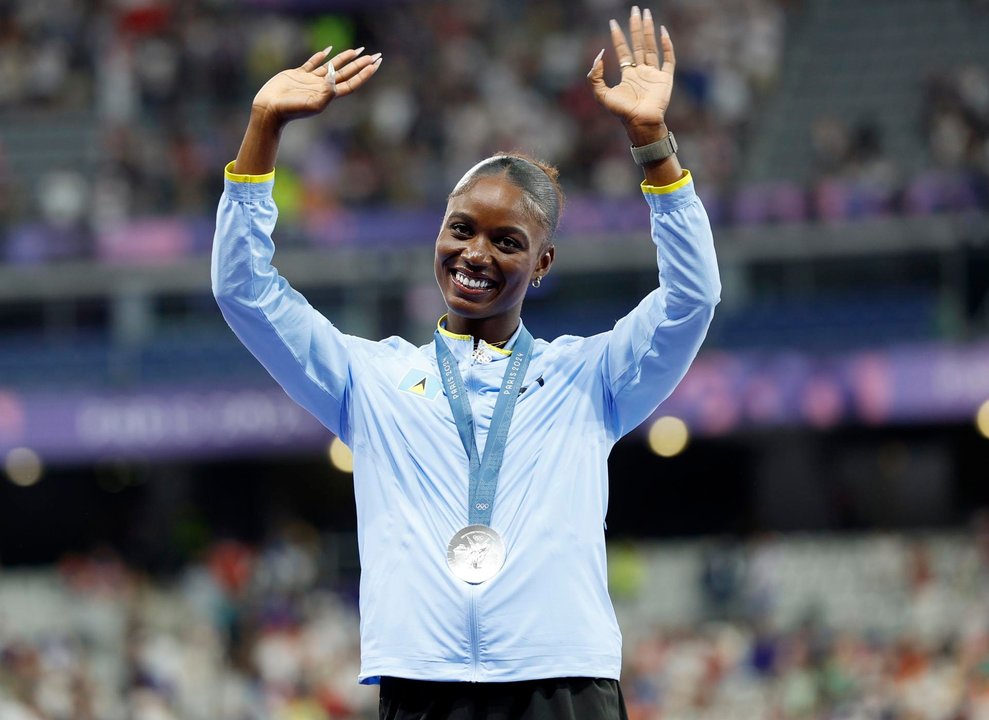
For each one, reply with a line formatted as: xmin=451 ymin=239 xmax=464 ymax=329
xmin=619 ymin=61 xmax=635 ymax=68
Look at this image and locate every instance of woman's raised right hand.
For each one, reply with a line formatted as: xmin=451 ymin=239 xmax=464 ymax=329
xmin=251 ymin=47 xmax=382 ymax=124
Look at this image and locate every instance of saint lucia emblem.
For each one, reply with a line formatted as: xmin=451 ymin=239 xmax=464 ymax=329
xmin=398 ymin=369 xmax=441 ymax=400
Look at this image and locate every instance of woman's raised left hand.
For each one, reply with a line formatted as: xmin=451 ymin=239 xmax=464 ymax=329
xmin=587 ymin=6 xmax=676 ymax=147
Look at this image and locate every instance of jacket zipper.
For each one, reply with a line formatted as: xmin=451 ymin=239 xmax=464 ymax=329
xmin=468 ymin=586 xmax=480 ymax=680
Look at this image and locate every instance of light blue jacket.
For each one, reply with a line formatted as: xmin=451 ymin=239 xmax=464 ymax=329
xmin=211 ymin=165 xmax=720 ymax=684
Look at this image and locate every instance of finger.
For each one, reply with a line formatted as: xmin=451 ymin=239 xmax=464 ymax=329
xmin=629 ymin=6 xmax=646 ymax=67
xmin=334 ymin=55 xmax=383 ymax=98
xmin=301 ymin=46 xmax=331 ymax=72
xmin=323 ymin=47 xmax=367 ymax=87
xmin=660 ymin=25 xmax=676 ymax=74
xmin=642 ymin=8 xmax=660 ymax=67
xmin=334 ymin=52 xmax=379 ymax=84
xmin=313 ymin=46 xmax=365 ymax=77
xmin=330 ymin=46 xmax=365 ymax=73
xmin=609 ymin=18 xmax=633 ymax=68
xmin=585 ymin=49 xmax=610 ymax=103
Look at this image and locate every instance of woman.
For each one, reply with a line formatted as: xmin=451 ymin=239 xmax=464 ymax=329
xmin=212 ymin=6 xmax=719 ymax=719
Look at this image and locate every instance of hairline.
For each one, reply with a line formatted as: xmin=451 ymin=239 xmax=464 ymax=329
xmin=448 ymin=159 xmax=558 ymax=243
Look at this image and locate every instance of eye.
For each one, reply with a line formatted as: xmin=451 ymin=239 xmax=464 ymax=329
xmin=450 ymin=222 xmax=471 ymax=237
xmin=497 ymin=236 xmax=523 ymax=250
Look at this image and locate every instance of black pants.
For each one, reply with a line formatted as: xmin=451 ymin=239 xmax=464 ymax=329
xmin=378 ymin=677 xmax=629 ymax=720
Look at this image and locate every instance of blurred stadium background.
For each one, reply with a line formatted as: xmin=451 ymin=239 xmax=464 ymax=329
xmin=2 ymin=0 xmax=989 ymax=717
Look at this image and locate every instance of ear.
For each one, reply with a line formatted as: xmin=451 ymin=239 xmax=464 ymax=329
xmin=536 ymin=244 xmax=555 ymax=277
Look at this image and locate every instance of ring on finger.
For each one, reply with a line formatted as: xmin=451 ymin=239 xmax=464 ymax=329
xmin=619 ymin=61 xmax=636 ymax=68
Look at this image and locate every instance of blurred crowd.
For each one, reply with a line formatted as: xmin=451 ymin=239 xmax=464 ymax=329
xmin=1 ymin=0 xmax=787 ymax=261
xmin=4 ymin=0 xmax=989 ymax=265
xmin=805 ymin=64 xmax=989 ymax=223
xmin=4 ymin=524 xmax=989 ymax=719
xmin=619 ymin=521 xmax=989 ymax=720
xmin=2 ymin=0 xmax=989 ymax=263
xmin=0 ymin=526 xmax=377 ymax=720
xmin=622 ymin=617 xmax=989 ymax=720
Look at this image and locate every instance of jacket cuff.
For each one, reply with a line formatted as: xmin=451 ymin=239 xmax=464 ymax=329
xmin=641 ymin=170 xmax=695 ymax=213
xmin=223 ymin=161 xmax=275 ymax=202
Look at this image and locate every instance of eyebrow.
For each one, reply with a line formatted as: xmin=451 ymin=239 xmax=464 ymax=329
xmin=447 ymin=212 xmax=530 ymax=242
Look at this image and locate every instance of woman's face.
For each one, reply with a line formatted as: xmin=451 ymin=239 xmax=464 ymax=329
xmin=434 ymin=173 xmax=554 ymax=329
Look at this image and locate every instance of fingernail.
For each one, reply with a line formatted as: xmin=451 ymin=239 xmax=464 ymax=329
xmin=371 ymin=52 xmax=382 ymax=61
xmin=354 ymin=46 xmax=365 ymax=56
xmin=323 ymin=45 xmax=333 ymax=55
xmin=644 ymin=8 xmax=652 ymax=20
xmin=592 ymin=48 xmax=604 ymax=67
xmin=661 ymin=24 xmax=669 ymax=37
xmin=609 ymin=19 xmax=619 ymax=30
xmin=373 ymin=57 xmax=383 ymax=66
xmin=632 ymin=6 xmax=640 ymax=16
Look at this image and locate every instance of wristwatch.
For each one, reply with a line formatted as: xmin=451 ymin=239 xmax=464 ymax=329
xmin=630 ymin=132 xmax=678 ymax=166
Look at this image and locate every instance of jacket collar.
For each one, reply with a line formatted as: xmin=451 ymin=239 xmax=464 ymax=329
xmin=436 ymin=314 xmax=523 ymax=361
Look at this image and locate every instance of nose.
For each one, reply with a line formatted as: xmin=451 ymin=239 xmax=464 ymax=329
xmin=460 ymin=235 xmax=491 ymax=267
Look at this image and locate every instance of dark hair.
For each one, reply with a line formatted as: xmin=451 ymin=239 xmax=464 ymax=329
xmin=449 ymin=152 xmax=566 ymax=241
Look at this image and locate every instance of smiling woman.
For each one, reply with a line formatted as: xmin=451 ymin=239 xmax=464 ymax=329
xmin=436 ymin=158 xmax=557 ymax=343
xmin=211 ymin=7 xmax=720 ymax=720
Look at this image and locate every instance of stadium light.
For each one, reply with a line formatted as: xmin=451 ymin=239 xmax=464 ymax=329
xmin=328 ymin=437 xmax=354 ymax=473
xmin=647 ymin=416 xmax=689 ymax=457
xmin=977 ymin=400 xmax=989 ymax=439
xmin=4 ymin=447 xmax=43 ymax=487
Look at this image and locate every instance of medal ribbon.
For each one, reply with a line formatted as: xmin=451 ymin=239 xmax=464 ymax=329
xmin=434 ymin=327 xmax=533 ymax=527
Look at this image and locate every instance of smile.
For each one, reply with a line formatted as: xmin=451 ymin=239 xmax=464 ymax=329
xmin=452 ymin=270 xmax=496 ymax=292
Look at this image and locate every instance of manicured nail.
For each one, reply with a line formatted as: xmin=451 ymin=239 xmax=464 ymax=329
xmin=370 ymin=52 xmax=382 ymax=61
xmin=609 ymin=19 xmax=619 ymax=30
xmin=644 ymin=8 xmax=652 ymax=20
xmin=354 ymin=46 xmax=365 ymax=56
xmin=323 ymin=45 xmax=333 ymax=55
xmin=632 ymin=6 xmax=640 ymax=16
xmin=661 ymin=24 xmax=669 ymax=37
xmin=591 ymin=48 xmax=604 ymax=69
xmin=373 ymin=57 xmax=383 ymax=67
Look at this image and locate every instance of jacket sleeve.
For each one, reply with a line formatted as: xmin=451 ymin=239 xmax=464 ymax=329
xmin=211 ymin=163 xmax=355 ymax=442
xmin=599 ymin=171 xmax=721 ymax=438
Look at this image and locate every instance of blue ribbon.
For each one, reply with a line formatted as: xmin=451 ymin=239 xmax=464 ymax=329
xmin=434 ymin=327 xmax=534 ymax=527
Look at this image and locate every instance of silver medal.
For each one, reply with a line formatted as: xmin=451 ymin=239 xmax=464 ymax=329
xmin=446 ymin=525 xmax=506 ymax=584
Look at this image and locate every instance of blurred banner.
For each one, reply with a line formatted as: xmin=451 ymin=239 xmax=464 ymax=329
xmin=0 ymin=386 xmax=329 ymax=463
xmin=2 ymin=340 xmax=987 ymax=463
xmin=661 ymin=341 xmax=989 ymax=435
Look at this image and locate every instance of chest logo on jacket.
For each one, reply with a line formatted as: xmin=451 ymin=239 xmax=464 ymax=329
xmin=398 ymin=369 xmax=442 ymax=400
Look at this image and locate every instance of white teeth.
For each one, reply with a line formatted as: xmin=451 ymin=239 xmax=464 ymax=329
xmin=455 ymin=271 xmax=493 ymax=290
